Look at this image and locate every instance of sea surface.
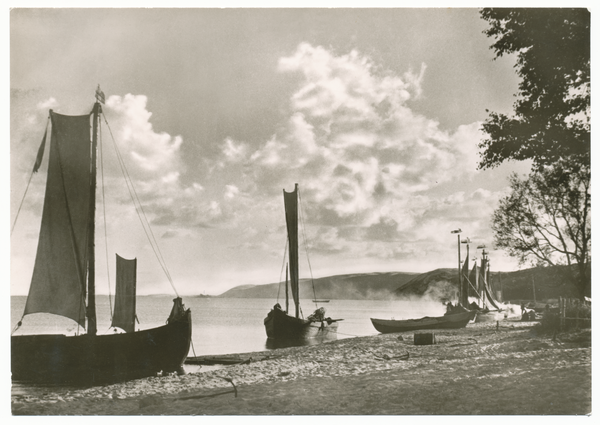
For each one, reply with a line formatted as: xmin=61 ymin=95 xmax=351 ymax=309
xmin=10 ymin=295 xmax=446 ymax=393
xmin=11 ymin=295 xmax=447 ymax=356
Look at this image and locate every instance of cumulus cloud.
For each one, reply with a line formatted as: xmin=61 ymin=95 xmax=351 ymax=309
xmin=11 ymin=91 xmax=246 ymax=233
xmin=10 ymin=44 xmax=504 ymax=275
xmin=208 ymin=43 xmax=507 ymax=265
xmin=104 ymin=94 xmax=183 ymax=176
xmin=218 ymin=43 xmax=485 ymax=231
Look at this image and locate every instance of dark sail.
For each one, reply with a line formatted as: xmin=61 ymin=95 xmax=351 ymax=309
xmin=468 ymin=261 xmax=480 ymax=300
xmin=24 ymin=111 xmax=92 ymax=327
xmin=283 ymin=184 xmax=300 ymax=318
xmin=111 ymin=254 xmax=137 ymax=333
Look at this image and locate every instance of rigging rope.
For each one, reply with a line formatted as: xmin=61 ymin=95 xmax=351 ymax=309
xmin=101 ymin=113 xmax=179 ymax=297
xmin=276 ymin=237 xmax=288 ymax=303
xmin=98 ymin=122 xmax=113 ymax=318
xmin=11 ymin=172 xmax=36 ymax=237
xmin=297 ymin=189 xmax=318 ymax=306
xmin=190 ymin=338 xmax=197 ymax=358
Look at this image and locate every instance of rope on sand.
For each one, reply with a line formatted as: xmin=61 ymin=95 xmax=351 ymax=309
xmin=333 ymin=330 xmax=379 ymax=338
xmin=176 ymin=377 xmax=238 ymax=400
xmin=139 ymin=377 xmax=238 ymax=409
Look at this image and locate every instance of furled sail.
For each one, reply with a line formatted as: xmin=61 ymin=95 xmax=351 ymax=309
xmin=111 ymin=254 xmax=137 ymax=333
xmin=24 ymin=111 xmax=93 ymax=327
xmin=479 ymin=259 xmax=500 ymax=310
xmin=283 ymin=184 xmax=300 ymax=318
xmin=459 ymin=252 xmax=470 ymax=307
xmin=468 ymin=261 xmax=480 ymax=300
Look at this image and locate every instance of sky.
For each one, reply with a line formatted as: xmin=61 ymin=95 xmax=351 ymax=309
xmin=9 ymin=7 xmax=565 ymax=297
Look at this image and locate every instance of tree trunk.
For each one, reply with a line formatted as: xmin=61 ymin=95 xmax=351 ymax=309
xmin=574 ymin=261 xmax=590 ymax=300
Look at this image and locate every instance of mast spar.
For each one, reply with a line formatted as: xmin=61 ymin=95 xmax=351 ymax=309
xmin=87 ymin=86 xmax=104 ymax=336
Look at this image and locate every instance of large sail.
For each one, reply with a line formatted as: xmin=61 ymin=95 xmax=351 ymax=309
xmin=111 ymin=255 xmax=137 ymax=333
xmin=283 ymin=184 xmax=300 ymax=318
xmin=24 ymin=111 xmax=92 ymax=327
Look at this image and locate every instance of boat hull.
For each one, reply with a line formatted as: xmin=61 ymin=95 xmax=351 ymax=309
xmin=11 ymin=309 xmax=192 ymax=385
xmin=264 ymin=307 xmax=338 ymax=341
xmin=370 ymin=311 xmax=475 ymax=334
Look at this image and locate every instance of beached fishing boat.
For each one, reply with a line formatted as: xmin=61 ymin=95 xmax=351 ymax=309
xmin=11 ymin=88 xmax=191 ymax=385
xmin=264 ymin=184 xmax=341 ymax=341
xmin=463 ymin=247 xmax=504 ymax=322
xmin=370 ymin=310 xmax=476 ymax=334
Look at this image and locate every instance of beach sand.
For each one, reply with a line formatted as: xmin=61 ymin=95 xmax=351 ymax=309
xmin=11 ymin=321 xmax=591 ymax=415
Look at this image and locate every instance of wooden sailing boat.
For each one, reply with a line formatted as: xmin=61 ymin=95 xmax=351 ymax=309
xmin=11 ymin=88 xmax=192 ymax=385
xmin=264 ymin=184 xmax=340 ymax=341
xmin=472 ymin=248 xmax=504 ymax=322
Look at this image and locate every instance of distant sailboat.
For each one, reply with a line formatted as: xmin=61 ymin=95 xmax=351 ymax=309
xmin=264 ymin=184 xmax=341 ymax=341
xmin=11 ymin=88 xmax=191 ymax=385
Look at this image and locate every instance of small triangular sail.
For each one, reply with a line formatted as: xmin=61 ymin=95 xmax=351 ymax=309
xmin=24 ymin=111 xmax=93 ymax=328
xmin=111 ymin=254 xmax=137 ymax=333
xmin=283 ymin=184 xmax=300 ymax=318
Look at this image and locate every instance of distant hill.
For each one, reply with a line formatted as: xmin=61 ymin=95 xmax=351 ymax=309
xmin=393 ymin=268 xmax=458 ymax=302
xmin=217 ymin=272 xmax=418 ymax=300
xmin=217 ymin=265 xmax=583 ymax=302
xmin=393 ymin=265 xmax=583 ymax=302
xmin=493 ymin=266 xmax=583 ymax=301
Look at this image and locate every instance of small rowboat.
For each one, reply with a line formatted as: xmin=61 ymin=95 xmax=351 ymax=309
xmin=370 ymin=311 xmax=476 ymax=334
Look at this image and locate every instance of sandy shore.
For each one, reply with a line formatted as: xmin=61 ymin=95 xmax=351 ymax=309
xmin=11 ymin=320 xmax=591 ymax=415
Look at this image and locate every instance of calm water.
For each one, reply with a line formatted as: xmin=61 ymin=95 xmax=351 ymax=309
xmin=11 ymin=295 xmax=447 ymax=357
xmin=11 ymin=295 xmax=446 ymax=393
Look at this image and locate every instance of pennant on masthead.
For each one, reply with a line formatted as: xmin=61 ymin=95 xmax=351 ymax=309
xmin=95 ymin=85 xmax=105 ymax=104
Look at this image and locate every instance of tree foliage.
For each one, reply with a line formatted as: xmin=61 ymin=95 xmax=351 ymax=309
xmin=479 ymin=8 xmax=590 ymax=170
xmin=492 ymin=165 xmax=590 ymax=298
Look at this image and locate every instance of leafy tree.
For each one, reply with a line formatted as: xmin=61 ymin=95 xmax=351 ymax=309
xmin=492 ymin=164 xmax=590 ymax=299
xmin=479 ymin=8 xmax=590 ymax=170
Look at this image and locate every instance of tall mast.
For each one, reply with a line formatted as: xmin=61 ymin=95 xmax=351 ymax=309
xmin=293 ymin=184 xmax=299 ymax=318
xmin=87 ymin=97 xmax=102 ymax=336
xmin=451 ymin=229 xmax=462 ymax=304
xmin=465 ymin=242 xmax=470 ymax=304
